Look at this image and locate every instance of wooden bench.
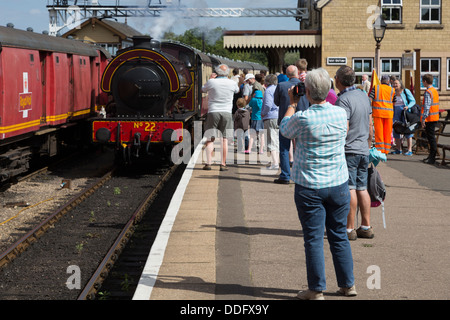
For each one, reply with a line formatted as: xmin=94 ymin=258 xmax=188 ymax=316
xmin=436 ymin=119 xmax=450 ymax=165
xmin=413 ymin=110 xmax=450 ymax=164
xmin=439 ymin=144 xmax=450 ymax=166
xmin=413 ymin=122 xmax=443 ymax=155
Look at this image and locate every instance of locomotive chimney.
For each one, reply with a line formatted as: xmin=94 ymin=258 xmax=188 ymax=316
xmin=132 ymin=36 xmax=161 ymax=51
xmin=133 ymin=36 xmax=153 ymax=49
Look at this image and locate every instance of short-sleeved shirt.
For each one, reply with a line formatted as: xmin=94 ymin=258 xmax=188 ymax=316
xmin=335 ymin=86 xmax=372 ymax=155
xmin=279 ymin=102 xmax=348 ymax=189
xmin=202 ymin=77 xmax=239 ymax=113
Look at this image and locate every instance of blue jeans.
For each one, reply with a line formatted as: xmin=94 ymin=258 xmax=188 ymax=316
xmin=278 ymin=132 xmax=291 ymax=181
xmin=294 ymin=182 xmax=354 ymax=291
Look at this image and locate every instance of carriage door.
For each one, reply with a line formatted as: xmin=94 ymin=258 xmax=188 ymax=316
xmin=68 ymin=54 xmax=75 ymax=114
xmin=39 ymin=52 xmax=49 ymax=124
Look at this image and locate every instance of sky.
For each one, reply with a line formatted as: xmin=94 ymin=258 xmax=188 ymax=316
xmin=0 ymin=0 xmax=301 ymax=37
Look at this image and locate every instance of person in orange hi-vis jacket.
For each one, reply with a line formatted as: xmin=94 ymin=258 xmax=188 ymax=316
xmin=369 ymin=75 xmax=395 ymax=154
xmin=421 ymin=74 xmax=440 ymax=164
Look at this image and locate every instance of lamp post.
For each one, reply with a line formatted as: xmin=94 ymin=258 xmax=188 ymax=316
xmin=373 ymin=14 xmax=387 ymax=77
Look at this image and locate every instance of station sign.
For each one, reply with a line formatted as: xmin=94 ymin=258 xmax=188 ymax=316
xmin=402 ymin=52 xmax=416 ymax=70
xmin=326 ymin=57 xmax=347 ymax=65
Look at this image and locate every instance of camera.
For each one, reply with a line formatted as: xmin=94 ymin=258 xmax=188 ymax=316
xmin=293 ymin=82 xmax=306 ymax=97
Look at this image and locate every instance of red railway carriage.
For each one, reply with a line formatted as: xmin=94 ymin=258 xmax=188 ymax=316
xmin=0 ymin=25 xmax=109 ymax=182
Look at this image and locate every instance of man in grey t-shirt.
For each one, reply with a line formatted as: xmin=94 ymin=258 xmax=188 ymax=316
xmin=335 ymin=66 xmax=374 ymax=240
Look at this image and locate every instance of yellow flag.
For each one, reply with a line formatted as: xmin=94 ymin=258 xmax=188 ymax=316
xmin=368 ymin=69 xmax=380 ymax=96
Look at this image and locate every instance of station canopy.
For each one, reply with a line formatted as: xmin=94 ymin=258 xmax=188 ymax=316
xmin=223 ymin=30 xmax=321 ymax=49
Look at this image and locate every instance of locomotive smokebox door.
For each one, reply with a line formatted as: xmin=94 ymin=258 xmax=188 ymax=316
xmin=113 ymin=62 xmax=170 ymax=117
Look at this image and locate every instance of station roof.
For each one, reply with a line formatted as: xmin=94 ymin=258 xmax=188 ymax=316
xmin=63 ymin=18 xmax=142 ymax=40
xmin=223 ymin=30 xmax=321 ymax=49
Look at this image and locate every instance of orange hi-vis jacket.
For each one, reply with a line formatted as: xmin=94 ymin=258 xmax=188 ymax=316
xmin=421 ymin=86 xmax=440 ymax=122
xmin=372 ymin=84 xmax=395 ymax=118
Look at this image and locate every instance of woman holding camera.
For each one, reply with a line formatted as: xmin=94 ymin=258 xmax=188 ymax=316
xmin=279 ymin=68 xmax=355 ymax=300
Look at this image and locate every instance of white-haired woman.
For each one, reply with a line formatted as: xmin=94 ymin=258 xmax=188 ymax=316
xmin=279 ymin=68 xmax=356 ymax=300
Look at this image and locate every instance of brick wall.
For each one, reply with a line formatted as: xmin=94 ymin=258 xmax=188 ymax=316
xmin=320 ymin=0 xmax=450 ymax=108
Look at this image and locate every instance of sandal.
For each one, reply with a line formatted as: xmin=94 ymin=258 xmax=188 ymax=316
xmin=220 ymin=165 xmax=228 ymax=171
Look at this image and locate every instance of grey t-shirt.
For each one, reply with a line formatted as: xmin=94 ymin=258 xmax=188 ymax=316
xmin=335 ymin=88 xmax=372 ymax=155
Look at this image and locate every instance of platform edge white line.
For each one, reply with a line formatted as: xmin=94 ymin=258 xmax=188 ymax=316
xmin=132 ymin=137 xmax=205 ymax=300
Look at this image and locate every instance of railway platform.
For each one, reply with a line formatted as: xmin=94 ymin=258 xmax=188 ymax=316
xmin=132 ymin=140 xmax=450 ymax=303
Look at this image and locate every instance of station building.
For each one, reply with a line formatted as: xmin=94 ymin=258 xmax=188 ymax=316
xmin=62 ymin=17 xmax=142 ymax=56
xmin=224 ymin=0 xmax=450 ymax=108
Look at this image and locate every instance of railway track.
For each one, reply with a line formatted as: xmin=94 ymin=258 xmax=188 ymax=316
xmin=78 ymin=163 xmax=181 ymax=300
xmin=90 ymin=163 xmax=186 ymax=300
xmin=0 ymin=168 xmax=115 ymax=271
xmin=0 ymin=156 xmax=183 ymax=300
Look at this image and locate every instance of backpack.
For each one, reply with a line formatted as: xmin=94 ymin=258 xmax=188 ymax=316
xmin=367 ymin=164 xmax=387 ymax=228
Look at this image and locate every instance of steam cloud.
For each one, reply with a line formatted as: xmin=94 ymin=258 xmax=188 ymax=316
xmin=132 ymin=0 xmax=234 ymax=41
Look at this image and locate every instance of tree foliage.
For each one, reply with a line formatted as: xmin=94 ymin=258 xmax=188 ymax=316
xmin=163 ymin=27 xmax=268 ymax=66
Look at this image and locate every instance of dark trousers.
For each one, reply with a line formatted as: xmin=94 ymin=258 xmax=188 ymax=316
xmin=425 ymin=121 xmax=437 ymax=158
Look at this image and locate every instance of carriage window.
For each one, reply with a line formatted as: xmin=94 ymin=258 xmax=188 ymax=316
xmin=56 ymin=56 xmax=59 ymax=64
xmin=179 ymin=52 xmax=193 ymax=68
xmin=30 ymin=54 xmax=34 ymax=62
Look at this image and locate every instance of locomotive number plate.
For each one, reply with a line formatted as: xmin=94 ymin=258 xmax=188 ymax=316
xmin=134 ymin=121 xmax=157 ymax=132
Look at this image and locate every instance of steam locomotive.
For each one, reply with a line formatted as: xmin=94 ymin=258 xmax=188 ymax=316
xmin=0 ymin=25 xmax=110 ymax=183
xmin=91 ymin=36 xmax=267 ymax=163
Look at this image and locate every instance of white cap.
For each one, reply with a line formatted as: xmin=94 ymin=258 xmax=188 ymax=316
xmin=244 ymin=74 xmax=255 ymax=81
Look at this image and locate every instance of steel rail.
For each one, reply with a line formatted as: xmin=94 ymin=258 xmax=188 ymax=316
xmin=77 ymin=164 xmax=178 ymax=300
xmin=0 ymin=167 xmax=116 ymax=269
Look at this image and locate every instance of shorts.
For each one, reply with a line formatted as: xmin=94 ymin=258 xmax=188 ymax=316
xmin=204 ymin=112 xmax=233 ymax=139
xmin=345 ymin=153 xmax=369 ymax=191
xmin=264 ymin=119 xmax=279 ymax=151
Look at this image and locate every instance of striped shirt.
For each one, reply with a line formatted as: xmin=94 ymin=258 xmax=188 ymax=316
xmin=279 ymin=102 xmax=349 ymax=189
xmin=422 ymin=89 xmax=432 ymax=121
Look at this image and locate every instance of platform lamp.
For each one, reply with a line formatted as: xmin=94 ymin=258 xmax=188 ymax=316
xmin=373 ymin=14 xmax=387 ymax=77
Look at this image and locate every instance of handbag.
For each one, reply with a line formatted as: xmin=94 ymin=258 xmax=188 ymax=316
xmin=393 ymin=105 xmax=420 ymax=135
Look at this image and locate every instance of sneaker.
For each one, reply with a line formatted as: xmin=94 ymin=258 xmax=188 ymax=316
xmin=356 ymin=226 xmax=374 ymax=239
xmin=244 ymin=150 xmax=251 ymax=154
xmin=203 ymin=164 xmax=211 ymax=171
xmin=220 ymin=165 xmax=228 ymax=171
xmin=296 ymin=289 xmax=324 ymax=300
xmin=347 ymin=229 xmax=357 ymax=241
xmin=337 ymin=285 xmax=357 ymax=297
xmin=391 ymin=149 xmax=402 ymax=155
xmin=404 ymin=151 xmax=413 ymax=156
xmin=266 ymin=164 xmax=279 ymax=170
xmin=274 ymin=178 xmax=290 ymax=184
